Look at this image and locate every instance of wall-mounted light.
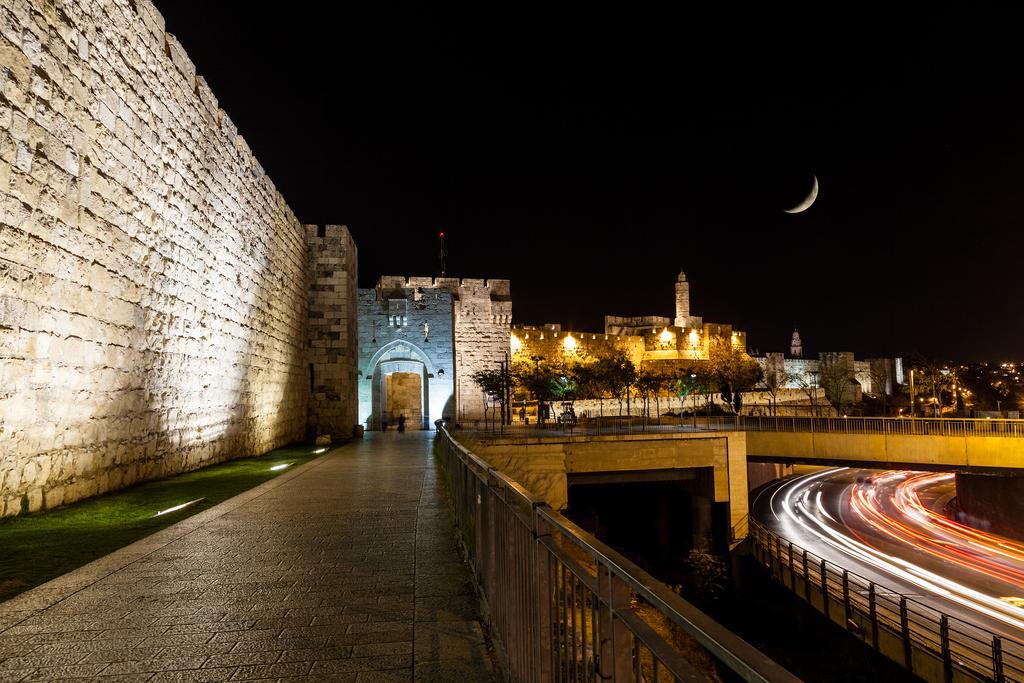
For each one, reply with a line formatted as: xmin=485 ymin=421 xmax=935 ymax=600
xmin=563 ymin=334 xmax=577 ymax=352
xmin=511 ymin=334 xmax=522 ymax=353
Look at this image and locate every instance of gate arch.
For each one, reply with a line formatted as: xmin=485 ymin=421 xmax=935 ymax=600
xmin=361 ymin=339 xmax=440 ymax=430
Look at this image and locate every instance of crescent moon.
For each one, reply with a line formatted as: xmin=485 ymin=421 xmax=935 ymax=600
xmin=783 ymin=174 xmax=818 ymax=214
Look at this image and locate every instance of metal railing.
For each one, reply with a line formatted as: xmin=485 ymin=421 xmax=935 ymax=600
xmin=437 ymin=425 xmax=799 ymax=683
xmin=463 ymin=414 xmax=742 ymax=438
xmin=739 ymin=415 xmax=1024 ymax=438
xmin=750 ymin=518 xmax=1024 ymax=682
xmin=465 ymin=414 xmax=1024 ymax=440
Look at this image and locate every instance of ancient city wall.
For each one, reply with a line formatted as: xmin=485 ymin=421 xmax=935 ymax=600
xmin=0 ymin=0 xmax=314 ymax=514
xmin=452 ymin=279 xmax=512 ymax=422
xmin=307 ymin=224 xmax=358 ymax=440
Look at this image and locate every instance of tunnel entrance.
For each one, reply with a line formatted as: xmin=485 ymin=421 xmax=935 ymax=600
xmin=563 ymin=468 xmax=723 ymax=584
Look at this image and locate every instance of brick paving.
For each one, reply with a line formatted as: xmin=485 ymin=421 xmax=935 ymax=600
xmin=0 ymin=432 xmax=499 ymax=682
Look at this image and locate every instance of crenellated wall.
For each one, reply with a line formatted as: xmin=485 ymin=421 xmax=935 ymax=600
xmin=369 ymin=276 xmax=511 ymax=424
xmin=0 ymin=0 xmax=320 ymax=514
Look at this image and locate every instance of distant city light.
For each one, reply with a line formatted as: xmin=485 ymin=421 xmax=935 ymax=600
xmin=153 ymin=498 xmax=205 ymax=517
xmin=270 ymin=463 xmax=293 ymax=471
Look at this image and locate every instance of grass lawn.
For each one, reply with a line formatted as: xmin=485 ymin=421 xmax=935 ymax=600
xmin=0 ymin=443 xmax=328 ymax=603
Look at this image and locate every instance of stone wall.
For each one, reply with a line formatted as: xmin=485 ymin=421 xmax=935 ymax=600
xmin=307 ymin=224 xmax=358 ymax=440
xmin=452 ymin=279 xmax=512 ymax=422
xmin=0 ymin=0 xmax=313 ymax=514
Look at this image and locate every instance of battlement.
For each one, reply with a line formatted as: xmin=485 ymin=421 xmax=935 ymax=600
xmin=375 ymin=275 xmax=511 ymax=299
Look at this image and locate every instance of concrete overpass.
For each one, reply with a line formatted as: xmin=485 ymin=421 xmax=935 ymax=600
xmin=742 ymin=415 xmax=1024 ymax=540
xmin=742 ymin=415 xmax=1024 ymax=471
xmin=456 ymin=430 xmax=751 ymax=548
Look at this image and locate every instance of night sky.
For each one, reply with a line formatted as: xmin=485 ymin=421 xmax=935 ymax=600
xmin=154 ymin=3 xmax=1024 ymax=361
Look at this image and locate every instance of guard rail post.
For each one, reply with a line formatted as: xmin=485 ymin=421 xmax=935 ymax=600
xmin=868 ymin=582 xmax=878 ymax=649
xmin=820 ymin=558 xmax=828 ymax=620
xmin=900 ymin=596 xmax=912 ymax=669
xmin=842 ymin=570 xmax=851 ymax=625
xmin=940 ymin=614 xmax=952 ymax=683
xmin=802 ymin=550 xmax=810 ymax=602
xmin=534 ymin=508 xmax=553 ymax=682
xmin=597 ymin=562 xmax=632 ymax=681
xmin=992 ymin=635 xmax=1004 ymax=683
xmin=788 ymin=542 xmax=796 ymax=592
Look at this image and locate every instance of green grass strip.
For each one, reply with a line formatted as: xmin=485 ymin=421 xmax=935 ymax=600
xmin=0 ymin=443 xmax=328 ymax=603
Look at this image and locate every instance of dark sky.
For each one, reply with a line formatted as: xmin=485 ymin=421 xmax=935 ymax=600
xmin=155 ymin=2 xmax=1024 ymax=361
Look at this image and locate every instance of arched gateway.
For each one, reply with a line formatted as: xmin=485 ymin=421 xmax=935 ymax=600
xmin=361 ymin=340 xmax=441 ymax=430
xmin=357 ymin=276 xmax=511 ymax=430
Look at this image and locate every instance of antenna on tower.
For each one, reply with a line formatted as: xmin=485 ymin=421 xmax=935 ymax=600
xmin=438 ymin=231 xmax=448 ymax=277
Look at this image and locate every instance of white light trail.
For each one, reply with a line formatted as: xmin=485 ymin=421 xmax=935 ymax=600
xmin=770 ymin=470 xmax=1024 ymax=633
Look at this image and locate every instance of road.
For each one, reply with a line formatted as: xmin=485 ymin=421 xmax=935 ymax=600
xmin=752 ymin=467 xmax=1024 ymax=647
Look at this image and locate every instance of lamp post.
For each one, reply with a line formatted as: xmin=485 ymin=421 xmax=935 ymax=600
xmin=809 ymin=369 xmax=820 ymax=417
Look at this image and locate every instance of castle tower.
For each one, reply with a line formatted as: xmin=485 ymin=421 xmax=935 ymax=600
xmin=790 ymin=329 xmax=803 ymax=358
xmin=673 ymin=270 xmax=690 ymax=328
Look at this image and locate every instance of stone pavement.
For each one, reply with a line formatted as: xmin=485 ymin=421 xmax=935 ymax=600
xmin=0 ymin=432 xmax=500 ymax=682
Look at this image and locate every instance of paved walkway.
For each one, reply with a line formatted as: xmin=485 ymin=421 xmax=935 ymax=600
xmin=0 ymin=432 xmax=499 ymax=682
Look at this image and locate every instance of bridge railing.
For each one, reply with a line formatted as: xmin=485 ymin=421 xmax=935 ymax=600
xmin=436 ymin=425 xmax=799 ymax=683
xmin=739 ymin=414 xmax=1024 ymax=438
xmin=750 ymin=518 xmax=1024 ymax=682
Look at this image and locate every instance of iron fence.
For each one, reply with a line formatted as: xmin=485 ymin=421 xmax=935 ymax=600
xmin=739 ymin=415 xmax=1024 ymax=438
xmin=464 ymin=414 xmax=1024 ymax=439
xmin=750 ymin=518 xmax=1024 ymax=682
xmin=437 ymin=426 xmax=799 ymax=683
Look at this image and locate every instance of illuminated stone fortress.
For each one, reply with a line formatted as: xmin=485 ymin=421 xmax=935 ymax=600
xmin=511 ymin=271 xmax=746 ymax=372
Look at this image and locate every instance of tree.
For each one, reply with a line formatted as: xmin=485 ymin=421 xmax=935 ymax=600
xmin=866 ymin=361 xmax=892 ymax=415
xmin=818 ymin=353 xmax=857 ymax=413
xmin=512 ymin=355 xmax=562 ymax=426
xmin=671 ymin=368 xmax=702 ymax=418
xmin=470 ymin=365 xmax=513 ymax=431
xmin=634 ymin=369 xmax=671 ymax=425
xmin=757 ymin=363 xmax=794 ymax=416
xmin=909 ymin=358 xmax=962 ymax=416
xmin=707 ymin=338 xmax=763 ymax=414
xmin=593 ymin=351 xmax=637 ymax=417
xmin=685 ymin=543 xmax=728 ymax=602
xmin=792 ymin=371 xmax=823 ymax=416
xmin=569 ymin=362 xmax=605 ymax=416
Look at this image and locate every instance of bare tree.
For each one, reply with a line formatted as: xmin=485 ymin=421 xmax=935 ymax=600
xmin=757 ymin=365 xmax=795 ymax=416
xmin=792 ymin=372 xmax=822 ymax=416
xmin=866 ymin=362 xmax=892 ymax=415
xmin=818 ymin=353 xmax=857 ymax=413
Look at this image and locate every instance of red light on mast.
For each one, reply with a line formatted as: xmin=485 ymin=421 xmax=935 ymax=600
xmin=439 ymin=231 xmax=448 ymax=277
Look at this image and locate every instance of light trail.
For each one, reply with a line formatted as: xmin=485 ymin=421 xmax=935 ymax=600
xmin=758 ymin=468 xmax=1024 ymax=634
